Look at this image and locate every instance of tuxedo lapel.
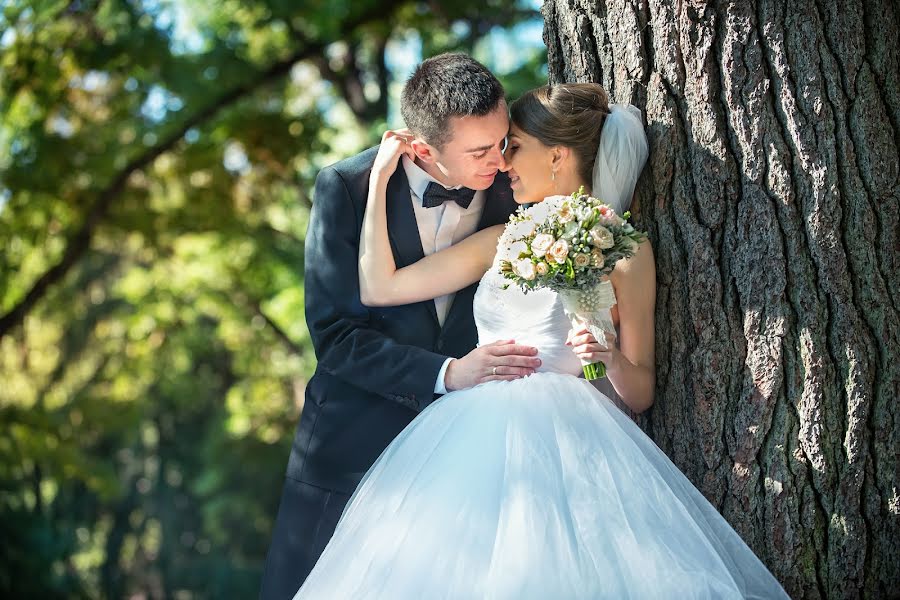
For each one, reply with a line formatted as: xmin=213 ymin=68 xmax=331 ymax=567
xmin=384 ymin=167 xmax=440 ymax=326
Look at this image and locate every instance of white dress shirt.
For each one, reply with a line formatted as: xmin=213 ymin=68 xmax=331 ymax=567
xmin=401 ymin=155 xmax=485 ymax=394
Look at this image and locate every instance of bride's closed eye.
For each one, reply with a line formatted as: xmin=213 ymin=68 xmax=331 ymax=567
xmin=505 ymin=143 xmax=519 ymax=157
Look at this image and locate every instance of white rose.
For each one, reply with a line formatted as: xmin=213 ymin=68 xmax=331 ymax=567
xmin=535 ymin=261 xmax=549 ymax=276
xmin=510 ymin=218 xmax=536 ymax=239
xmin=589 ymin=225 xmax=615 ymax=249
xmin=527 ymin=201 xmax=552 ymax=225
xmin=542 ymin=194 xmax=568 ymax=210
xmin=513 ymin=259 xmax=536 ymax=280
xmin=531 ymin=233 xmax=555 ymax=258
xmin=558 ymin=201 xmax=575 ymax=223
xmin=548 ymin=239 xmax=570 ymax=264
xmin=509 ymin=240 xmax=529 ymax=259
xmin=574 ymin=253 xmax=591 ymax=268
xmin=500 ymin=240 xmax=528 ymax=262
xmin=530 ymin=195 xmax=567 ymax=223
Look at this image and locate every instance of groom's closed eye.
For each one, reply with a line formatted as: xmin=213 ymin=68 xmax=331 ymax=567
xmin=467 ymin=136 xmax=508 ymax=159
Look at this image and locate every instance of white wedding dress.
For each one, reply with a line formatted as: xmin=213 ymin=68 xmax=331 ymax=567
xmin=294 ymin=258 xmax=789 ymax=599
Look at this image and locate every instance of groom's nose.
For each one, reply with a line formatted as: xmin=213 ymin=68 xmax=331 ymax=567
xmin=489 ymin=145 xmax=507 ymax=170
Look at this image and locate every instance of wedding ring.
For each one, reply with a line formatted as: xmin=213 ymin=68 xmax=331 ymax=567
xmin=492 ymin=366 xmax=498 ymax=376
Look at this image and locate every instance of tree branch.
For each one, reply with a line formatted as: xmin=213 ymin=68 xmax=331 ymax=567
xmin=253 ymin=299 xmax=304 ymax=356
xmin=312 ymin=40 xmax=379 ymax=123
xmin=0 ymin=0 xmax=408 ymax=340
xmin=371 ymin=34 xmax=390 ymax=120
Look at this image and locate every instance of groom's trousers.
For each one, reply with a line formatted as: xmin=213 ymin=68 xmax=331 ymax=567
xmin=259 ymin=478 xmax=351 ymax=599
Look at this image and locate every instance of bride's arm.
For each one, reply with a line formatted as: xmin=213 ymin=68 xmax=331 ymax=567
xmin=569 ymin=240 xmax=656 ymax=413
xmin=607 ymin=241 xmax=656 ymax=412
xmin=359 ymin=131 xmax=503 ymax=307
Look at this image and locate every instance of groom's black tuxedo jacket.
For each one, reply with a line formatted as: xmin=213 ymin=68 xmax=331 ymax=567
xmin=291 ymin=146 xmax=517 ymax=494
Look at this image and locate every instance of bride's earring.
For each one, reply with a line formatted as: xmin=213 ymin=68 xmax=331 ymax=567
xmin=551 ymin=169 xmax=556 ymax=181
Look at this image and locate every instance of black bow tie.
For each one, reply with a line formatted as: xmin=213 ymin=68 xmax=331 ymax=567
xmin=421 ymin=181 xmax=477 ymax=209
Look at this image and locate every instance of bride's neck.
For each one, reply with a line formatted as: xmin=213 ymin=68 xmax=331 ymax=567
xmin=553 ymin=171 xmax=590 ymax=197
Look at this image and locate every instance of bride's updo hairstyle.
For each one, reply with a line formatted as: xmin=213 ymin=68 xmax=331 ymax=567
xmin=509 ymin=83 xmax=611 ymax=187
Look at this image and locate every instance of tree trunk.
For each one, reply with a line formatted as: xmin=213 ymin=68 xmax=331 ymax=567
xmin=542 ymin=0 xmax=899 ymax=597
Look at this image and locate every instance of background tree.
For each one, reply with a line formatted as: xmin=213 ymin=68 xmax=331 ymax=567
xmin=542 ymin=0 xmax=898 ymax=597
xmin=0 ymin=0 xmax=545 ymax=597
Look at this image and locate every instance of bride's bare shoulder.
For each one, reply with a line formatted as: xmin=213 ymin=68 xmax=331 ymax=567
xmin=611 ymin=238 xmax=654 ymax=282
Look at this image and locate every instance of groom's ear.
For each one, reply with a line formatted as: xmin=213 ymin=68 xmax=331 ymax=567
xmin=410 ymin=139 xmax=437 ymax=164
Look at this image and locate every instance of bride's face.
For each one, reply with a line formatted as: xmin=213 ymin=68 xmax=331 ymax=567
xmin=501 ymin=124 xmax=556 ymax=204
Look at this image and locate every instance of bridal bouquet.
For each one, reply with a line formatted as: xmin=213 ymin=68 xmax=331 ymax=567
xmin=497 ymin=189 xmax=647 ymax=380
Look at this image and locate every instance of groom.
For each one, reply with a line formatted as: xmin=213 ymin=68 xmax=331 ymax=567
xmin=260 ymin=53 xmax=541 ymax=598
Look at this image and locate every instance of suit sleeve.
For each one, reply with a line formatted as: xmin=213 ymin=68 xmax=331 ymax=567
xmin=303 ymin=165 xmax=448 ymax=410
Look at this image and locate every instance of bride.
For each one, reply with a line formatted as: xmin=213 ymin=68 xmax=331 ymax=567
xmin=294 ymin=83 xmax=788 ymax=599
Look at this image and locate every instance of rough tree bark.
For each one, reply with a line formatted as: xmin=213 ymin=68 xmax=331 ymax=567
xmin=542 ymin=0 xmax=899 ymax=597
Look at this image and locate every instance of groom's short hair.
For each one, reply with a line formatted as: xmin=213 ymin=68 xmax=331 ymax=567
xmin=401 ymin=53 xmax=505 ymax=149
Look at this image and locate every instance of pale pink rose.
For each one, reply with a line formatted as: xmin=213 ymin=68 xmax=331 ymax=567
xmin=531 ymin=233 xmax=555 ymax=258
xmin=513 ymin=259 xmax=536 ymax=280
xmin=597 ymin=205 xmax=616 ymax=223
xmin=535 ymin=261 xmax=550 ymax=276
xmin=574 ymin=253 xmax=591 ymax=268
xmin=548 ymin=239 xmax=570 ymax=264
xmin=589 ymin=225 xmax=615 ymax=249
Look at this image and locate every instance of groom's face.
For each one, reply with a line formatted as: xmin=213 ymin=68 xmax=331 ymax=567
xmin=414 ymin=101 xmax=509 ymax=191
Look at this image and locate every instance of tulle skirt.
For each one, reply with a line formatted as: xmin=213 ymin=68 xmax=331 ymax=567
xmin=295 ymin=372 xmax=788 ymax=599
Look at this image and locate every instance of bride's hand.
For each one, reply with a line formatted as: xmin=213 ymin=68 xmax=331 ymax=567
xmin=372 ymin=129 xmax=416 ymax=181
xmin=566 ymin=327 xmax=622 ymax=375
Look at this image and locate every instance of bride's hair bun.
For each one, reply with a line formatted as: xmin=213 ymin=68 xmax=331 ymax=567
xmin=575 ymin=83 xmax=611 ymax=114
xmin=510 ymin=83 xmax=611 ymax=186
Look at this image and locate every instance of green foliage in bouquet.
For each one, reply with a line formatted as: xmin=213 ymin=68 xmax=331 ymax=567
xmin=498 ymin=188 xmax=647 ymax=291
xmin=496 ymin=187 xmax=647 ymax=380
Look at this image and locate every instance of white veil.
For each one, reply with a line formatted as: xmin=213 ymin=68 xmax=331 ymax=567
xmin=591 ymin=104 xmax=649 ymax=214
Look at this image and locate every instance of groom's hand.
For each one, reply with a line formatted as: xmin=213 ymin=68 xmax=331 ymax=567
xmin=444 ymin=340 xmax=541 ymax=391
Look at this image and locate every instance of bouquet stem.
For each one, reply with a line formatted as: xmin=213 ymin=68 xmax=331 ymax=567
xmin=559 ymin=283 xmax=616 ymax=382
xmin=583 ymin=361 xmax=606 ymax=381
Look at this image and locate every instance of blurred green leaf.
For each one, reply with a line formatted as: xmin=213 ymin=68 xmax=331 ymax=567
xmin=0 ymin=0 xmax=546 ymax=596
